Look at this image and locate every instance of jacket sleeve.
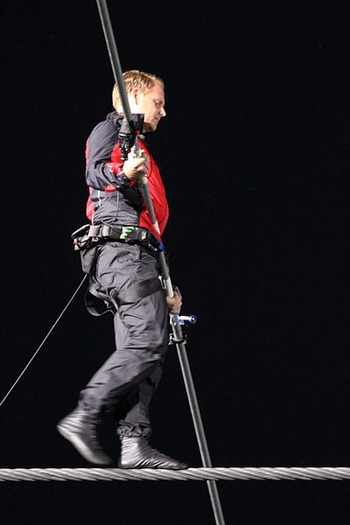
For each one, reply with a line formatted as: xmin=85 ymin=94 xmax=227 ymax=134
xmin=85 ymin=120 xmax=129 ymax=191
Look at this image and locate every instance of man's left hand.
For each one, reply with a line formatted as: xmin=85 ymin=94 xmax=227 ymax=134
xmin=166 ymin=288 xmax=182 ymax=314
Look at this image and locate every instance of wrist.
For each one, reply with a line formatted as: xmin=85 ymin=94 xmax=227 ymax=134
xmin=115 ymin=172 xmax=131 ymax=189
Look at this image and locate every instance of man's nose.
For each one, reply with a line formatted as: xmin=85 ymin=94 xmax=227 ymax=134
xmin=160 ymin=107 xmax=166 ymax=117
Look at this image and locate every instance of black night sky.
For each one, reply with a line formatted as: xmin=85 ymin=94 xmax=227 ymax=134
xmin=1 ymin=1 xmax=350 ymax=523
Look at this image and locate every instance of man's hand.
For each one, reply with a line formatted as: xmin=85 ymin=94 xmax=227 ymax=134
xmin=123 ymin=150 xmax=149 ymax=179
xmin=166 ymin=288 xmax=182 ymax=315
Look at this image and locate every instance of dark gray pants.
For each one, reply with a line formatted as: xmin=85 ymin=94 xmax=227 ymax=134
xmin=79 ymin=242 xmax=169 ymax=438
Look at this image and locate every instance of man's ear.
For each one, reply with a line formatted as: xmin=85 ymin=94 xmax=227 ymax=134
xmin=131 ymin=88 xmax=141 ymax=106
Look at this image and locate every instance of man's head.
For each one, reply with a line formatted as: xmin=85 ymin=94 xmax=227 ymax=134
xmin=112 ymin=70 xmax=166 ymax=132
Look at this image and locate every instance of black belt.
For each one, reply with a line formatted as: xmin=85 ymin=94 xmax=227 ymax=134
xmin=72 ymin=223 xmax=164 ymax=254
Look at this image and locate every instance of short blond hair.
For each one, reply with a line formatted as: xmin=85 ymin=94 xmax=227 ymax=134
xmin=112 ymin=70 xmax=164 ymax=111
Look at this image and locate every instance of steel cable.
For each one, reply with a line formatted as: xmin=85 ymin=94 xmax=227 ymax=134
xmin=0 ymin=467 xmax=349 ymax=482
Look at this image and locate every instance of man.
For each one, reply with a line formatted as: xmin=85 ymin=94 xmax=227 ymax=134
xmin=57 ymin=70 xmax=187 ymax=469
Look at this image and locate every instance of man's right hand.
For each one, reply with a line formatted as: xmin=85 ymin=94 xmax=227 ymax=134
xmin=123 ymin=150 xmax=149 ymax=179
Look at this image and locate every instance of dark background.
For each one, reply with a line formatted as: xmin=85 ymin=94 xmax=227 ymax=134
xmin=1 ymin=1 xmax=349 ymax=523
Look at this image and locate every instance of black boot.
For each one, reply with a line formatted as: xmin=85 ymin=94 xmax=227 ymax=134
xmin=57 ymin=407 xmax=113 ymax=466
xmin=119 ymin=437 xmax=188 ymax=469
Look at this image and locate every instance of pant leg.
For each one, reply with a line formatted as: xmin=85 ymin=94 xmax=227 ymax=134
xmin=78 ymin=242 xmax=169 ymax=421
xmin=113 ymin=309 xmax=166 ymax=437
xmin=114 ymin=363 xmax=165 ymax=438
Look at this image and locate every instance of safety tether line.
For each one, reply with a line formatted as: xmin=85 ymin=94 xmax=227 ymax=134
xmin=0 ymin=467 xmax=349 ymax=482
xmin=0 ymin=275 xmax=88 ymax=409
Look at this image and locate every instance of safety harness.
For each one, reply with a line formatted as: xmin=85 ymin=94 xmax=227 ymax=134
xmin=71 ymin=223 xmax=164 ymax=253
xmin=72 ymin=223 xmax=165 ymax=316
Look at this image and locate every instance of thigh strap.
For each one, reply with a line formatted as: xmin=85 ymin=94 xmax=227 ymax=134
xmin=85 ymin=277 xmax=163 ymax=316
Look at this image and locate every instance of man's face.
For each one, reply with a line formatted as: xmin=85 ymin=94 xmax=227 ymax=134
xmin=132 ymin=82 xmax=166 ymax=132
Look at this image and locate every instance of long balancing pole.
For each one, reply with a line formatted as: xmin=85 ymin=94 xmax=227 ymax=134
xmin=95 ymin=2 xmax=226 ymax=523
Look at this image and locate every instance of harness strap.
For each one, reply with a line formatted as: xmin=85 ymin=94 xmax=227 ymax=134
xmin=72 ymin=223 xmax=164 ymax=253
xmin=112 ymin=277 xmax=163 ymax=305
xmin=84 ymin=277 xmax=163 ymax=316
xmin=85 ymin=284 xmax=116 ymax=316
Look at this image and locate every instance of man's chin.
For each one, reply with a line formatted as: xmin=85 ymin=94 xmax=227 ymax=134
xmin=143 ymin=122 xmax=157 ymax=133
